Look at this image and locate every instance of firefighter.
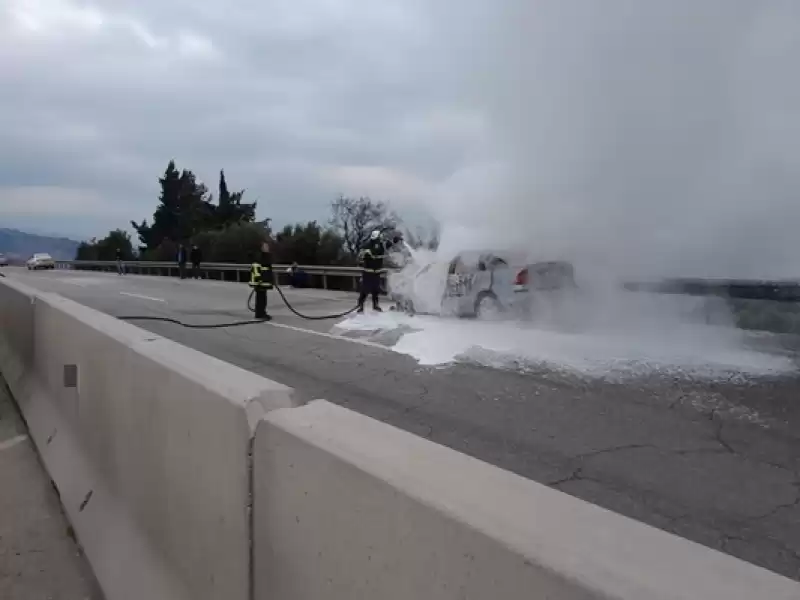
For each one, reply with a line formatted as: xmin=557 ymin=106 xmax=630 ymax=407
xmin=357 ymin=229 xmax=401 ymax=313
xmin=249 ymin=242 xmax=274 ymax=320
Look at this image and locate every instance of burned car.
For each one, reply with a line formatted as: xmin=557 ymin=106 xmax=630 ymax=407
xmin=389 ymin=250 xmax=576 ymax=319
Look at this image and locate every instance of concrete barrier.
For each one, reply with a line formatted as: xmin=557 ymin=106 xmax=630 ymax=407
xmin=253 ymin=400 xmax=800 ymax=600
xmin=0 ymin=280 xmax=296 ymax=600
xmin=0 ymin=278 xmax=36 ymax=395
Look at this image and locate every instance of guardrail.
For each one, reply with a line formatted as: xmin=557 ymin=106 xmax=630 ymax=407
xmin=55 ymin=260 xmax=371 ymax=291
xmin=625 ymin=278 xmax=800 ymax=303
xmin=56 ymin=260 xmax=800 ymax=302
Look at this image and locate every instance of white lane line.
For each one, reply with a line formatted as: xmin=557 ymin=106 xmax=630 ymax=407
xmin=120 ymin=292 xmax=166 ymax=303
xmin=266 ymin=321 xmax=389 ymax=350
xmin=0 ymin=434 xmax=28 ymax=452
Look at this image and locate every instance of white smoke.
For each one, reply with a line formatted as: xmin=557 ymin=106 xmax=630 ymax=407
xmin=371 ymin=1 xmax=800 ymax=377
xmin=416 ymin=0 xmax=800 ymax=281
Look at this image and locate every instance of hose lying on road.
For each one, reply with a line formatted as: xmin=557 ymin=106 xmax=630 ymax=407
xmin=117 ymin=283 xmax=360 ymax=329
xmin=118 ymin=315 xmax=274 ymax=329
xmin=262 ymin=284 xmax=360 ymax=320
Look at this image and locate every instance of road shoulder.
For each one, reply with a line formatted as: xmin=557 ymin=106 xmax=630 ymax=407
xmin=0 ymin=380 xmax=103 ymax=600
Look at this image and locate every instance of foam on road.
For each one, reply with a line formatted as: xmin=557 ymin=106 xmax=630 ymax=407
xmin=333 ymin=310 xmax=796 ymax=381
xmin=7 ymin=266 xmax=800 ymax=581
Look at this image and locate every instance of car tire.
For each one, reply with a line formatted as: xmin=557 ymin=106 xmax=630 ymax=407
xmin=474 ymin=292 xmax=504 ymax=321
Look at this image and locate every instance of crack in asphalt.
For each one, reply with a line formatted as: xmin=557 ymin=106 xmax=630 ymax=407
xmin=547 ymin=467 xmax=583 ymax=487
xmin=549 ymin=465 xmax=800 ymax=570
xmin=401 ymin=384 xmax=431 ymax=418
xmin=547 ymin=434 xmax=800 ymax=574
xmin=748 ymin=488 xmax=800 ymax=522
xmin=712 ymin=411 xmax=800 ymax=476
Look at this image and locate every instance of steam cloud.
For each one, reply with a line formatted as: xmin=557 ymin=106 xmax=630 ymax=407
xmin=420 ymin=0 xmax=800 ymax=281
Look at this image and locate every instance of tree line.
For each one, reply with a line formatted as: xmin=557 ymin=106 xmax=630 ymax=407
xmin=76 ymin=160 xmax=439 ymax=265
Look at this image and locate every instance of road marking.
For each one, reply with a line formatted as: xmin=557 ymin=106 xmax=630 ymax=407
xmin=0 ymin=434 xmax=28 ymax=452
xmin=266 ymin=321 xmax=389 ymax=350
xmin=120 ymin=292 xmax=166 ymax=303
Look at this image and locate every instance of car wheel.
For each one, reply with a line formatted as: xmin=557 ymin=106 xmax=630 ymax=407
xmin=474 ymin=292 xmax=504 ymax=321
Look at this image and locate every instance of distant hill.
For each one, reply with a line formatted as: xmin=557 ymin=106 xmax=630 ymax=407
xmin=0 ymin=228 xmax=80 ymax=262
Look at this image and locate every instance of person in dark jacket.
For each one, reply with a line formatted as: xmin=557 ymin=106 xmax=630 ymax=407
xmin=357 ymin=230 xmax=401 ymax=313
xmin=249 ymin=242 xmax=274 ymax=320
xmin=115 ymin=248 xmax=124 ymax=275
xmin=177 ymin=244 xmax=187 ymax=279
xmin=190 ymin=244 xmax=202 ymax=279
xmin=286 ymin=262 xmax=309 ymax=288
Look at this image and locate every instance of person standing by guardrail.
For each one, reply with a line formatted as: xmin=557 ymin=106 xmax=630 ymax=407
xmin=116 ymin=248 xmax=124 ymax=275
xmin=177 ymin=244 xmax=187 ymax=279
xmin=190 ymin=244 xmax=202 ymax=279
xmin=286 ymin=262 xmax=309 ymax=288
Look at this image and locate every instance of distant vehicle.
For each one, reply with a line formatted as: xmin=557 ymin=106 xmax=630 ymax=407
xmin=26 ymin=253 xmax=55 ymax=270
xmin=0 ymin=253 xmax=7 ymax=267
xmin=390 ymin=250 xmax=577 ymax=319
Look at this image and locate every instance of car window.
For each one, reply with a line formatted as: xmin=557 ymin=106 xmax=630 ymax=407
xmin=449 ymin=258 xmax=468 ymax=274
xmin=455 ymin=259 xmax=474 ymax=274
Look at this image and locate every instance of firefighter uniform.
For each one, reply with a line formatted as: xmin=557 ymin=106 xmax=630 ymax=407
xmin=357 ymin=233 xmax=396 ymax=313
xmin=249 ymin=253 xmax=274 ymax=320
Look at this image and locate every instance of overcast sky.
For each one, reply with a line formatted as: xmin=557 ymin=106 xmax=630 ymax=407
xmin=2 ymin=1 xmax=800 ymax=278
xmin=0 ymin=0 xmax=471 ymax=240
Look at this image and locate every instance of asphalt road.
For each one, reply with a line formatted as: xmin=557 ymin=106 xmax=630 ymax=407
xmin=5 ymin=267 xmax=800 ymax=581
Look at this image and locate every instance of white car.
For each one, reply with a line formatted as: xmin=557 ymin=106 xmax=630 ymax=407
xmin=27 ymin=253 xmax=55 ymax=270
xmin=0 ymin=253 xmax=7 ymax=267
xmin=388 ymin=250 xmax=577 ymax=320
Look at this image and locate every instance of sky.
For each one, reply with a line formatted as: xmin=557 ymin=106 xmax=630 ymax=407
xmin=0 ymin=0 xmax=466 ymax=239
xmin=1 ymin=0 xmax=800 ymax=279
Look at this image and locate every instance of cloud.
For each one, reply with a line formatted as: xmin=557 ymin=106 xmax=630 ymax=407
xmin=1 ymin=185 xmax=100 ymax=214
xmin=0 ymin=0 xmax=465 ymax=239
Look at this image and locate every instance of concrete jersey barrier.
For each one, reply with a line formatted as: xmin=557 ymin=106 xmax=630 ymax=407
xmin=0 ymin=278 xmax=36 ymax=395
xmin=0 ymin=279 xmax=296 ymax=600
xmin=2 ymin=278 xmax=799 ymax=599
xmin=253 ymin=400 xmax=800 ymax=600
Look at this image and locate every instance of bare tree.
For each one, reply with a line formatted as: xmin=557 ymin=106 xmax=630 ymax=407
xmin=329 ymin=195 xmax=397 ymax=257
xmin=403 ymin=222 xmax=441 ymax=251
